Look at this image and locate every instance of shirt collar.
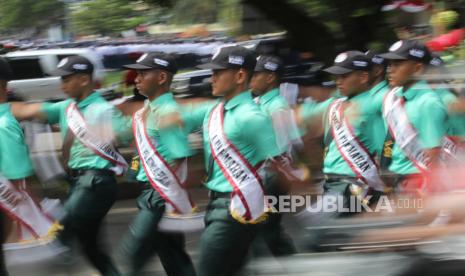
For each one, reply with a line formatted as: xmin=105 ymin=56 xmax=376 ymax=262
xmin=401 ymin=80 xmax=430 ymax=101
xmin=224 ymin=91 xmax=253 ymax=111
xmin=77 ymin=91 xmax=101 ymax=109
xmin=259 ymin=88 xmax=280 ymax=104
xmin=369 ymin=80 xmax=389 ymax=95
xmin=149 ymin=92 xmax=174 ymax=111
xmin=349 ymin=89 xmax=371 ymax=101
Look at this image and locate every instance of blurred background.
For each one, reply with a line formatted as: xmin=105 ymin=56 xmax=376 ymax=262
xmin=4 ymin=0 xmax=465 ymax=275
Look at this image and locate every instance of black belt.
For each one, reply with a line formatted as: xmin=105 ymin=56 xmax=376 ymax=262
xmin=381 ymin=173 xmax=422 ymax=187
xmin=209 ymin=191 xmax=231 ymax=199
xmin=68 ymin=169 xmax=115 ymax=178
xmin=324 ymin=174 xmax=359 ymax=183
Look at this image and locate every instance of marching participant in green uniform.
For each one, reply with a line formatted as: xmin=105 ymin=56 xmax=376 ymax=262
xmin=249 ymin=55 xmax=297 ymax=256
xmin=364 ymin=50 xmax=391 ymax=162
xmin=119 ymin=52 xmax=196 ymax=276
xmin=0 ymin=57 xmax=56 ymax=276
xmin=378 ymin=40 xmax=447 ymax=193
xmin=427 ymin=55 xmax=465 ymax=163
xmin=11 ymin=56 xmax=126 ymax=276
xmin=298 ymin=51 xmax=388 ymax=214
xmin=183 ymin=45 xmax=284 ymax=276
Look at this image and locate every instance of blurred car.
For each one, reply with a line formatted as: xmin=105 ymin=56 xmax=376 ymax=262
xmin=4 ymin=48 xmax=106 ymax=101
xmin=171 ymin=69 xmax=212 ymax=98
xmin=170 ymin=36 xmax=323 ymax=98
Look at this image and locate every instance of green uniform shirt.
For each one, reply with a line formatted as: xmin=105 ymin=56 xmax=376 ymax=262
xmin=0 ymin=103 xmax=34 ymax=179
xmin=258 ymin=88 xmax=288 ymax=114
xmin=324 ymin=87 xmax=388 ymax=176
xmin=182 ymin=91 xmax=283 ymax=192
xmin=135 ymin=93 xmax=192 ymax=182
xmin=387 ymin=81 xmax=447 ymax=174
xmin=436 ymin=86 xmax=465 ymax=139
xmin=368 ymin=80 xmax=391 ymax=154
xmin=41 ymin=91 xmax=128 ymax=170
xmin=299 ymin=81 xmax=388 ymax=176
xmin=257 ymin=88 xmax=299 ymax=152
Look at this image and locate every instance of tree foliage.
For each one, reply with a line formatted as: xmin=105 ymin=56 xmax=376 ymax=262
xmin=71 ymin=0 xmax=147 ymax=36
xmin=246 ymin=0 xmax=394 ymax=62
xmin=171 ymin=0 xmax=217 ymax=24
xmin=0 ymin=0 xmax=64 ymax=31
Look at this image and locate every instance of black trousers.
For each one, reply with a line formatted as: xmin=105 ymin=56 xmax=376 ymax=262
xmin=119 ymin=182 xmax=196 ymax=276
xmin=0 ymin=213 xmax=8 ymax=276
xmin=59 ymin=170 xmax=120 ymax=276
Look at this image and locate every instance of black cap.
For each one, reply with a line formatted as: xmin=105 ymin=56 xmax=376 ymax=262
xmin=306 ymin=70 xmax=335 ymax=87
xmin=0 ymin=57 xmax=13 ymax=81
xmin=51 ymin=55 xmax=94 ymax=76
xmin=379 ymin=40 xmax=431 ymax=64
xmin=254 ymin=55 xmax=283 ymax=75
xmin=124 ymin=52 xmax=178 ymax=74
xmin=365 ymin=50 xmax=387 ymax=66
xmin=198 ymin=45 xmax=256 ymax=71
xmin=324 ymin=51 xmax=372 ymax=75
xmin=284 ymin=70 xmax=335 ymax=87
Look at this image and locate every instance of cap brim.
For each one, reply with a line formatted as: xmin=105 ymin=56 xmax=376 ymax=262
xmin=323 ymin=66 xmax=353 ymax=75
xmin=197 ymin=62 xmax=228 ymax=70
xmin=378 ymin=52 xmax=407 ymax=60
xmin=123 ymin=63 xmax=153 ymax=70
xmin=49 ymin=68 xmax=74 ymax=77
xmin=254 ymin=68 xmax=273 ymax=73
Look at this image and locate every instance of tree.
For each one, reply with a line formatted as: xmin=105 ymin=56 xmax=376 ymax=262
xmin=171 ymin=0 xmax=217 ymax=24
xmin=0 ymin=0 xmax=64 ymax=32
xmin=245 ymin=0 xmax=394 ymax=63
xmin=136 ymin=0 xmax=174 ymax=8
xmin=71 ymin=0 xmax=147 ymax=36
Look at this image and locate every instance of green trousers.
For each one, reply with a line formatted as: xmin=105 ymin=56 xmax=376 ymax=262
xmin=119 ymin=182 xmax=196 ymax=276
xmin=59 ymin=170 xmax=119 ymax=276
xmin=253 ymin=175 xmax=296 ymax=257
xmin=197 ymin=195 xmax=261 ymax=276
xmin=0 ymin=213 xmax=8 ymax=276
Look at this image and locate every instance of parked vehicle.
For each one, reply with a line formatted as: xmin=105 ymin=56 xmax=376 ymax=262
xmin=4 ymin=48 xmax=106 ymax=101
xmin=171 ymin=69 xmax=212 ymax=98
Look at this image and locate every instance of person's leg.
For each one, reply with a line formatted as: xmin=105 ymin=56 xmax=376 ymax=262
xmin=59 ymin=172 xmax=119 ymax=275
xmin=157 ymin=232 xmax=196 ymax=276
xmin=197 ymin=198 xmax=259 ymax=276
xmin=256 ymin=176 xmax=296 ymax=257
xmin=77 ymin=218 xmax=120 ymax=276
xmin=261 ymin=213 xmax=296 ymax=256
xmin=297 ymin=180 xmax=352 ymax=251
xmin=119 ymin=183 xmax=165 ymax=275
xmin=120 ymin=210 xmax=162 ymax=274
xmin=0 ymin=213 xmax=9 ymax=276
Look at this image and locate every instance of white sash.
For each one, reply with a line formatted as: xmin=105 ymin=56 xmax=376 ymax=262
xmin=382 ymin=87 xmax=430 ymax=172
xmin=208 ymin=103 xmax=267 ymax=223
xmin=442 ymin=136 xmax=465 ymax=162
xmin=66 ymin=103 xmax=128 ymax=175
xmin=133 ymin=108 xmax=194 ymax=214
xmin=328 ymin=99 xmax=385 ymax=191
xmin=0 ymin=176 xmax=53 ymax=239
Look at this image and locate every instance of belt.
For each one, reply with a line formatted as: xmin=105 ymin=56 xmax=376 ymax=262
xmin=324 ymin=174 xmax=359 ymax=183
xmin=68 ymin=169 xmax=115 ymax=178
xmin=381 ymin=173 xmax=422 ymax=187
xmin=208 ymin=190 xmax=231 ymax=199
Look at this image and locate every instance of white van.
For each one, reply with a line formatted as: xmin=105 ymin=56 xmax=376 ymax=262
xmin=4 ymin=48 xmax=105 ymax=101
